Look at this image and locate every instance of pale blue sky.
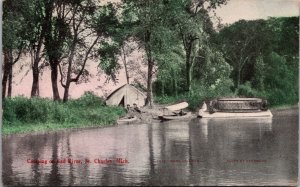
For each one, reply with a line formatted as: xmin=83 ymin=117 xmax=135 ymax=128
xmin=215 ymin=0 xmax=299 ymax=24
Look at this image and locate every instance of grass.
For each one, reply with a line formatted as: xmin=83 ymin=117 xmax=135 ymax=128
xmin=270 ymin=104 xmax=299 ymax=110
xmin=3 ymin=92 xmax=126 ymax=135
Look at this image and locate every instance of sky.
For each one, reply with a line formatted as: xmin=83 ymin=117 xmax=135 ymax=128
xmin=215 ymin=0 xmax=299 ymax=24
xmin=11 ymin=0 xmax=300 ymax=99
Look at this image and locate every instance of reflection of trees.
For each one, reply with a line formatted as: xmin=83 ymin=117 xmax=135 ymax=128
xmin=30 ymin=134 xmax=49 ymax=185
xmin=148 ymin=124 xmax=155 ymax=176
xmin=47 ymin=133 xmax=62 ymax=186
xmin=3 ymin=138 xmax=14 ymax=185
xmin=3 ymin=134 xmax=50 ymax=186
xmin=66 ymin=134 xmax=74 ymax=186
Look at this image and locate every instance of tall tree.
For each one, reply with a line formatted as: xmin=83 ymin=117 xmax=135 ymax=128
xmin=43 ymin=0 xmax=72 ymax=101
xmin=121 ymin=0 xmax=174 ymax=106
xmin=58 ymin=0 xmax=99 ymax=102
xmin=2 ymin=0 xmax=26 ymax=99
xmin=170 ymin=0 xmax=227 ymax=92
xmin=24 ymin=0 xmax=47 ymax=97
xmin=217 ymin=20 xmax=269 ymax=88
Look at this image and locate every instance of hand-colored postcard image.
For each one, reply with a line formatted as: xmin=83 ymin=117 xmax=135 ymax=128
xmin=2 ymin=0 xmax=299 ymax=186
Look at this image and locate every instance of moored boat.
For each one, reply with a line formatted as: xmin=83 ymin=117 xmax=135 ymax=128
xmin=159 ymin=102 xmax=193 ymax=121
xmin=198 ymin=98 xmax=273 ymax=118
xmin=117 ymin=116 xmax=138 ymax=124
xmin=159 ymin=112 xmax=193 ymax=121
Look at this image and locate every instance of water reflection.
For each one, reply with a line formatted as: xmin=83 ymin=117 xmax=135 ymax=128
xmin=2 ymin=110 xmax=298 ymax=186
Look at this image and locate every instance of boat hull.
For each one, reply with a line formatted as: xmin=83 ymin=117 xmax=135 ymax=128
xmin=117 ymin=116 xmax=138 ymax=124
xmin=198 ymin=110 xmax=273 ymax=118
xmin=159 ymin=112 xmax=193 ymax=121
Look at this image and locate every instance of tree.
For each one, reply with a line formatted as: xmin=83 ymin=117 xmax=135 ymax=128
xmin=23 ymin=0 xmax=47 ymax=97
xmin=58 ymin=0 xmax=101 ymax=102
xmin=121 ymin=0 xmax=174 ymax=106
xmin=43 ymin=0 xmax=72 ymax=101
xmin=217 ymin=19 xmax=269 ymax=88
xmin=170 ymin=0 xmax=227 ymax=92
xmin=2 ymin=0 xmax=27 ymax=99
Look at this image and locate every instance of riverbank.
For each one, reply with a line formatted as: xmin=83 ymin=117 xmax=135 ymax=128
xmin=3 ymin=96 xmax=298 ymax=135
xmin=3 ymin=94 xmax=126 ymax=135
xmin=270 ymin=104 xmax=299 ymax=117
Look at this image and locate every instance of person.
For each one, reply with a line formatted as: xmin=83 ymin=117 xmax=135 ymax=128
xmin=209 ymin=100 xmax=216 ymax=114
xmin=133 ymin=103 xmax=141 ymax=113
xmin=126 ymin=104 xmax=131 ymax=112
xmin=261 ymin=100 xmax=268 ymax=111
xmin=126 ymin=104 xmax=134 ymax=118
xmin=178 ymin=109 xmax=186 ymax=116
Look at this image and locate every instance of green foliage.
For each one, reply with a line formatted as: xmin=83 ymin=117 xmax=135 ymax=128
xmin=263 ymin=52 xmax=298 ymax=106
xmin=215 ymin=17 xmax=298 ymax=107
xmin=68 ymin=91 xmax=105 ymax=107
xmin=236 ymin=81 xmax=258 ymax=97
xmin=156 ymin=80 xmax=235 ymax=111
xmin=3 ymin=95 xmax=126 ymax=134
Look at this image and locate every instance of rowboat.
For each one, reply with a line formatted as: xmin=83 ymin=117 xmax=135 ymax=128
xmin=159 ymin=112 xmax=193 ymax=121
xmin=159 ymin=102 xmax=193 ymax=121
xmin=164 ymin=102 xmax=189 ymax=111
xmin=198 ymin=98 xmax=273 ymax=118
xmin=117 ymin=116 xmax=138 ymax=124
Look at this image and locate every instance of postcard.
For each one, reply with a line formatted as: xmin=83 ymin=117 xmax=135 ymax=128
xmin=2 ymin=0 xmax=299 ymax=186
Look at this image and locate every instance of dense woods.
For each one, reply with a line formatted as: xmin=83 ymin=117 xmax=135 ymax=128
xmin=3 ymin=0 xmax=299 ymax=109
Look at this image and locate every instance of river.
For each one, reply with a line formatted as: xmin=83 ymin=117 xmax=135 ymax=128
xmin=2 ymin=108 xmax=298 ymax=186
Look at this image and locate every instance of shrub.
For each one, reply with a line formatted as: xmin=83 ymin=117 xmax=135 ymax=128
xmin=3 ymin=95 xmax=125 ymax=130
xmin=68 ymin=91 xmax=105 ymax=108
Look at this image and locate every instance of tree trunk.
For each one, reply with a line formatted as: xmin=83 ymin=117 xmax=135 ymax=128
xmin=236 ymin=64 xmax=241 ymax=88
xmin=7 ymin=50 xmax=14 ymax=98
xmin=185 ymin=47 xmax=192 ymax=92
xmin=161 ymin=80 xmax=164 ymax=96
xmin=122 ymin=46 xmax=130 ymax=84
xmin=50 ymin=63 xmax=61 ymax=101
xmin=2 ymin=51 xmax=9 ymax=99
xmin=62 ymin=40 xmax=76 ymax=102
xmin=30 ymin=30 xmax=45 ymax=97
xmin=63 ymin=82 xmax=70 ymax=102
xmin=173 ymin=77 xmax=178 ymax=97
xmin=31 ymin=64 xmax=40 ymax=97
xmin=7 ymin=62 xmax=12 ymax=98
xmin=145 ymin=60 xmax=154 ymax=107
xmin=237 ymin=69 xmax=240 ymax=88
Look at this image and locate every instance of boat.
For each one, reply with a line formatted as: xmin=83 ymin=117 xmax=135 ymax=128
xmin=158 ymin=102 xmax=193 ymax=121
xmin=164 ymin=102 xmax=189 ymax=111
xmin=159 ymin=112 xmax=193 ymax=121
xmin=117 ymin=116 xmax=138 ymax=124
xmin=198 ymin=98 xmax=273 ymax=118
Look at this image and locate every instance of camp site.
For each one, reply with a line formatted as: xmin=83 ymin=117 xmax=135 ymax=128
xmin=2 ymin=0 xmax=298 ymax=186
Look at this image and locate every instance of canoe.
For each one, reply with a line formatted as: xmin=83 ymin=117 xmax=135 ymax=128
xmin=198 ymin=109 xmax=273 ymax=118
xmin=163 ymin=102 xmax=188 ymax=111
xmin=159 ymin=112 xmax=193 ymax=121
xmin=117 ymin=116 xmax=137 ymax=124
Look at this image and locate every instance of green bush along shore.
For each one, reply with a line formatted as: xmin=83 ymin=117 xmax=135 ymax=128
xmin=3 ymin=92 xmax=126 ymax=135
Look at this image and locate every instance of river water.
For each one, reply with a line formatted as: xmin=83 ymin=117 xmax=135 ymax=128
xmin=2 ymin=109 xmax=298 ymax=186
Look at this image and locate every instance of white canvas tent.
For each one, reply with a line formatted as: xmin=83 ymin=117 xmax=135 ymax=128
xmin=105 ymin=84 xmax=146 ymax=107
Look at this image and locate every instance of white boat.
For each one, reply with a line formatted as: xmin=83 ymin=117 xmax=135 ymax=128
xmin=159 ymin=102 xmax=192 ymax=121
xmin=159 ymin=112 xmax=193 ymax=121
xmin=117 ymin=116 xmax=138 ymax=124
xmin=198 ymin=110 xmax=273 ymax=118
xmin=163 ymin=102 xmax=189 ymax=111
xmin=198 ymin=98 xmax=273 ymax=118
